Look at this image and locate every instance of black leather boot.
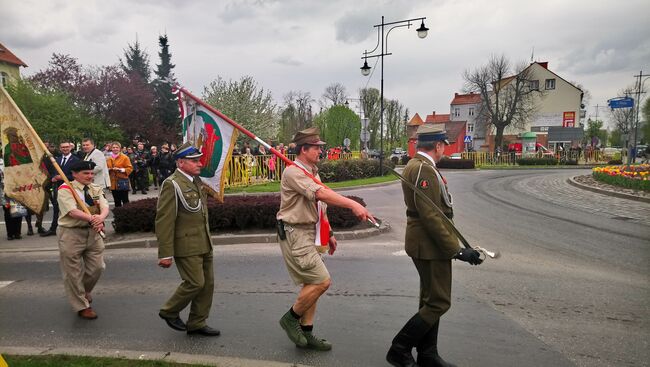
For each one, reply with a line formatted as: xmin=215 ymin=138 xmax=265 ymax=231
xmin=386 ymin=313 xmax=432 ymax=367
xmin=416 ymin=321 xmax=456 ymax=367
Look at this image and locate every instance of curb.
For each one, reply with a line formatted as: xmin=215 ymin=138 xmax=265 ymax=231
xmin=567 ymin=176 xmax=650 ymax=203
xmin=0 ymin=346 xmax=311 ymax=367
xmin=105 ymin=222 xmax=391 ymax=250
xmin=0 ymin=222 xmax=391 ymax=254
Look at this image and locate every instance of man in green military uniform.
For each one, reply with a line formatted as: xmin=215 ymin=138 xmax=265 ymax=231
xmin=276 ymin=127 xmax=376 ymax=351
xmin=156 ymin=142 xmax=219 ymax=337
xmin=57 ymin=160 xmax=109 ymax=320
xmin=387 ymin=124 xmax=482 ymax=367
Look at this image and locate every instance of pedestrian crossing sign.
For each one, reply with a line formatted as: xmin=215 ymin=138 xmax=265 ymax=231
xmin=464 ymin=135 xmax=472 ymax=143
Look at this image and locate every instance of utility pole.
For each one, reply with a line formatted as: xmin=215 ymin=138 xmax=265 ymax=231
xmin=631 ymin=70 xmax=650 ymax=164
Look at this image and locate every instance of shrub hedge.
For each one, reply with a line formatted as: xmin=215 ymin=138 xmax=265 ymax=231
xmin=437 ymin=159 xmax=475 ymax=169
xmin=318 ymin=159 xmax=392 ymax=182
xmin=112 ymin=194 xmax=367 ymax=234
xmin=517 ymin=157 xmax=557 ymax=166
xmin=607 ymin=159 xmax=623 ymax=165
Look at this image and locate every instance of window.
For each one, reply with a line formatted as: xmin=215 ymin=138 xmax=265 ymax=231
xmin=467 ymin=123 xmax=474 ymax=133
xmin=454 ymin=108 xmax=460 ymax=117
xmin=545 ymin=79 xmax=556 ymax=90
xmin=529 ymin=80 xmax=539 ymax=91
xmin=0 ymin=72 xmax=8 ymax=88
xmin=468 ymin=107 xmax=475 ymax=116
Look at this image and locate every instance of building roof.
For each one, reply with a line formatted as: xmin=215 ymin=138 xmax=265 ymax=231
xmin=425 ymin=112 xmax=450 ymax=124
xmin=0 ymin=42 xmax=27 ymax=67
xmin=496 ymin=62 xmax=581 ymax=93
xmin=407 ymin=113 xmax=424 ymax=126
xmin=450 ymin=92 xmax=481 ymax=105
xmin=444 ymin=121 xmax=467 ymax=143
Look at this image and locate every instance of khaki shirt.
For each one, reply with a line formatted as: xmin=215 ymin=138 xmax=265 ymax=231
xmin=277 ymin=160 xmax=326 ymax=225
xmin=58 ymin=181 xmax=109 ymax=228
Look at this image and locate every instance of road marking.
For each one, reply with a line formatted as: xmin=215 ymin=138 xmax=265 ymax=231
xmin=0 ymin=281 xmax=14 ymax=289
xmin=392 ymin=250 xmax=407 ymax=256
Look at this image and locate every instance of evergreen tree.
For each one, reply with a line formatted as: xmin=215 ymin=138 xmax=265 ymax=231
xmin=154 ymin=34 xmax=180 ymax=129
xmin=121 ymin=38 xmax=151 ymax=83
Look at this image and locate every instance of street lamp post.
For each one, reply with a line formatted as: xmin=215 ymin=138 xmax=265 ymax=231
xmin=631 ymin=70 xmax=650 ymax=164
xmin=360 ymin=16 xmax=428 ymax=175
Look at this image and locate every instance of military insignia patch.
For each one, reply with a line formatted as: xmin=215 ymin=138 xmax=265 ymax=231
xmin=418 ymin=179 xmax=430 ymax=189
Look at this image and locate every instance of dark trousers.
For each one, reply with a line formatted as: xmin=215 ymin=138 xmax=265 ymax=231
xmin=135 ymin=169 xmax=148 ymax=192
xmin=50 ymin=186 xmax=60 ymax=231
xmin=412 ymin=258 xmax=452 ymax=325
xmin=111 ymin=190 xmax=130 ymax=207
xmin=3 ymin=206 xmax=22 ymax=238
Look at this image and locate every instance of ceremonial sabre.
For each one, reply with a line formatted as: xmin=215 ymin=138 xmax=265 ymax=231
xmin=385 ymin=165 xmax=500 ymax=260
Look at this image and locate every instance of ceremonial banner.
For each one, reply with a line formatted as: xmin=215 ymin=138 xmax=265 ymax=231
xmin=0 ymin=87 xmax=49 ymax=214
xmin=177 ymin=89 xmax=238 ymax=202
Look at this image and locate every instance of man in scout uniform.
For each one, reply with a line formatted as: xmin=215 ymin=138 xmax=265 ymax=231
xmin=386 ymin=124 xmax=482 ymax=367
xmin=156 ymin=142 xmax=219 ymax=337
xmin=276 ymin=127 xmax=375 ymax=350
xmin=57 ymin=160 xmax=109 ymax=320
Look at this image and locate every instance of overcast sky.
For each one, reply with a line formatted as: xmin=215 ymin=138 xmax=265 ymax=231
xmin=2 ymin=0 xmax=649 ymax=128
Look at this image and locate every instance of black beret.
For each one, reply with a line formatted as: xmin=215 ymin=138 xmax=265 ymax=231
xmin=70 ymin=160 xmax=96 ymax=172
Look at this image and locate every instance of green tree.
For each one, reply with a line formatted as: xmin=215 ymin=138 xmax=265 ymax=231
xmin=586 ymin=119 xmax=605 ymax=146
xmin=384 ymin=99 xmax=405 ymax=149
xmin=7 ymin=80 xmax=123 ymax=145
xmin=153 ymin=34 xmax=179 ymax=130
xmin=641 ymin=98 xmax=650 ymax=144
xmin=203 ymin=76 xmax=277 ymax=142
xmin=609 ymin=129 xmax=622 ymax=147
xmin=313 ymin=105 xmax=361 ymax=149
xmin=360 ymin=88 xmax=381 ymax=149
xmin=121 ymin=39 xmax=151 ymax=83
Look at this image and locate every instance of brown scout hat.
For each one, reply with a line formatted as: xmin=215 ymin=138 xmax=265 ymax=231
xmin=292 ymin=127 xmax=327 ymax=146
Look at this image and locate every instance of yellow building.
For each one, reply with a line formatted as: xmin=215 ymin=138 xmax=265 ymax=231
xmin=0 ymin=42 xmax=27 ymax=88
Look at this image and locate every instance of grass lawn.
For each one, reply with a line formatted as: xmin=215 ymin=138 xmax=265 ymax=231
xmin=224 ymin=174 xmax=398 ymax=194
xmin=2 ymin=355 xmax=211 ymax=367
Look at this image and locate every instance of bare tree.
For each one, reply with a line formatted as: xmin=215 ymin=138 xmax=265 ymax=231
xmin=320 ymin=82 xmax=347 ymax=108
xmin=278 ymin=91 xmax=314 ymax=143
xmin=464 ymin=55 xmax=542 ymax=151
xmin=608 ymin=87 xmax=637 ymax=148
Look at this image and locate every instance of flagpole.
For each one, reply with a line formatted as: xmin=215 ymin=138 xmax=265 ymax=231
xmin=176 ymin=86 xmax=379 ymax=228
xmin=0 ymin=87 xmax=105 ymax=238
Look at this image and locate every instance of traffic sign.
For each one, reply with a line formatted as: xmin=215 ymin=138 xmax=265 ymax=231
xmin=464 ymin=135 xmax=472 ymax=143
xmin=360 ymin=130 xmax=370 ymax=142
xmin=343 ymin=138 xmax=351 ymax=147
xmin=608 ymin=97 xmax=634 ymax=109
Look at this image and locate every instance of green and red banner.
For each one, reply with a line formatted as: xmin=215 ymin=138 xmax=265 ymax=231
xmin=177 ymin=89 xmax=238 ymax=202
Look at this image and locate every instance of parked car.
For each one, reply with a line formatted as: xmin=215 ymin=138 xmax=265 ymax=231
xmin=389 ymin=148 xmax=407 ymax=160
xmin=367 ymin=149 xmax=382 ymax=159
xmin=636 ymin=145 xmax=648 ymax=158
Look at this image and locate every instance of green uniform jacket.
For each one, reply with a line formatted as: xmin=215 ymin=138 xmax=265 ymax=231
xmin=402 ymin=154 xmax=459 ymax=260
xmin=156 ymin=169 xmax=212 ymax=258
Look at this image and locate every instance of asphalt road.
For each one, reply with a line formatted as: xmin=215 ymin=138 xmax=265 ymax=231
xmin=1 ymin=168 xmax=648 ymax=367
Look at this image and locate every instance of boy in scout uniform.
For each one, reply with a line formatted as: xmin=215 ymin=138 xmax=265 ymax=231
xmin=276 ymin=127 xmax=375 ymax=350
xmin=156 ymin=142 xmax=219 ymax=337
xmin=386 ymin=124 xmax=482 ymax=367
xmin=57 ymin=160 xmax=109 ymax=320
xmin=386 ymin=124 xmax=481 ymax=367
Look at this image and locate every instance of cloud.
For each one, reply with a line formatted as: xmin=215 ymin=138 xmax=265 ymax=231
xmin=272 ymin=55 xmax=303 ymax=66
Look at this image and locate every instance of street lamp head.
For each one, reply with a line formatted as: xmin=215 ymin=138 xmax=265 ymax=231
xmin=345 ymin=100 xmax=350 ymax=107
xmin=360 ymin=60 xmax=371 ymax=76
xmin=416 ymin=20 xmax=429 ymax=39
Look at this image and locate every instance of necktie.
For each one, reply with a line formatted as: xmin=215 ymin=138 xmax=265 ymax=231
xmin=83 ymin=186 xmax=94 ymax=206
xmin=61 ymin=156 xmax=67 ymax=167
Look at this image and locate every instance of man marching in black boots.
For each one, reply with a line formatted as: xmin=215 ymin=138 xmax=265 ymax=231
xmin=387 ymin=125 xmax=482 ymax=367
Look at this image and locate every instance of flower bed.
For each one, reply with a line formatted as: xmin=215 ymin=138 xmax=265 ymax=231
xmin=592 ymin=164 xmax=650 ymax=191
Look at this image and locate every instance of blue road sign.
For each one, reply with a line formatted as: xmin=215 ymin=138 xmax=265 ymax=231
xmin=464 ymin=135 xmax=472 ymax=143
xmin=608 ymin=97 xmax=634 ymax=109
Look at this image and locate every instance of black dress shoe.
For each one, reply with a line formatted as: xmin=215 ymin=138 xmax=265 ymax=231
xmin=37 ymin=227 xmax=46 ymax=234
xmin=159 ymin=313 xmax=186 ymax=331
xmin=187 ymin=326 xmax=220 ymax=336
xmin=40 ymin=230 xmax=56 ymax=237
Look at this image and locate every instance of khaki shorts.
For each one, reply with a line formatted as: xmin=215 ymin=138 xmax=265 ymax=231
xmin=279 ymin=225 xmax=330 ymax=285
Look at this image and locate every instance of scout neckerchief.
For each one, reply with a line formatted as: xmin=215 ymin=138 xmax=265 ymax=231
xmin=293 ymin=159 xmax=331 ymax=249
